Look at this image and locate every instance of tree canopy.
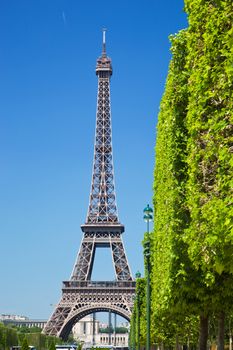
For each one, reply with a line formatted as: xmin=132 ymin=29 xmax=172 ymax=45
xmin=132 ymin=0 xmax=233 ymax=349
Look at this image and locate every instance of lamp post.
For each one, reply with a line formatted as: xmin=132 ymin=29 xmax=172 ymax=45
xmin=135 ymin=271 xmax=141 ymax=350
xmin=143 ymin=204 xmax=153 ymax=350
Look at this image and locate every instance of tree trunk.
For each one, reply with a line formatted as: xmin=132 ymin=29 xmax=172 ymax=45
xmin=176 ymin=335 xmax=181 ymax=350
xmin=229 ymin=325 xmax=232 ymax=350
xmin=217 ymin=311 xmax=225 ymax=350
xmin=199 ymin=313 xmax=208 ymax=350
xmin=187 ymin=335 xmax=190 ymax=350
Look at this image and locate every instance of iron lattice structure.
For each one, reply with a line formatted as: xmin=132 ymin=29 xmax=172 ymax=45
xmin=43 ymin=32 xmax=135 ymax=339
xmin=87 ymin=47 xmax=117 ymax=224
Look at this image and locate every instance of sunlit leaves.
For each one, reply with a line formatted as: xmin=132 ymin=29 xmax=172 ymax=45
xmin=149 ymin=0 xmax=233 ymax=345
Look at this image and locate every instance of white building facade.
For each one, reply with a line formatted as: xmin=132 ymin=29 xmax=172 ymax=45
xmin=72 ymin=316 xmax=129 ymax=348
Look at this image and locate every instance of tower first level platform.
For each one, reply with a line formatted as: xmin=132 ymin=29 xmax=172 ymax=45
xmin=43 ymin=280 xmax=135 ymax=339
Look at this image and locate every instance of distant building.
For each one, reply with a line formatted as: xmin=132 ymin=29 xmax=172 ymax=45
xmin=0 ymin=314 xmax=29 ymax=321
xmin=72 ymin=315 xmax=128 ymax=348
xmin=0 ymin=315 xmax=46 ymax=329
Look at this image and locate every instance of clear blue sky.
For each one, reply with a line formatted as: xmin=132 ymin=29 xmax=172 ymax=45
xmin=0 ymin=0 xmax=187 ymax=320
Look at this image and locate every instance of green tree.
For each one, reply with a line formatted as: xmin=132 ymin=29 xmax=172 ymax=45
xmin=0 ymin=324 xmax=18 ymax=350
xmin=151 ymin=27 xmax=199 ymax=348
xmin=17 ymin=327 xmax=31 ymax=334
xmin=129 ymin=308 xmax=136 ymax=350
xmin=49 ymin=342 xmax=56 ymax=350
xmin=28 ymin=327 xmax=42 ymax=334
xmin=130 ymin=277 xmax=146 ymax=348
xmin=21 ymin=338 xmax=29 ymax=350
xmin=183 ymin=0 xmax=233 ymax=348
xmin=150 ymin=1 xmax=233 ymax=350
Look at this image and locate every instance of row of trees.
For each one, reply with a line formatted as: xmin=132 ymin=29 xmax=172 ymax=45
xmin=99 ymin=326 xmax=128 ymax=334
xmin=130 ymin=0 xmax=232 ymax=349
xmin=0 ymin=323 xmax=61 ymax=350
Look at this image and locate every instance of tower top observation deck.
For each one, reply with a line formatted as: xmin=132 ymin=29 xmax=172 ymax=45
xmin=96 ymin=29 xmax=112 ymax=76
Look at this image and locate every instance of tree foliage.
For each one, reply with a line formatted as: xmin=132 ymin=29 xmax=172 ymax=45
xmin=21 ymin=338 xmax=29 ymax=350
xmin=99 ymin=326 xmax=128 ymax=334
xmin=0 ymin=323 xmax=18 ymax=350
xmin=0 ymin=323 xmax=60 ymax=350
xmin=183 ymin=0 xmax=233 ymax=312
xmin=48 ymin=341 xmax=56 ymax=350
xmin=129 ymin=278 xmax=146 ymax=348
xmin=132 ymin=0 xmax=233 ymax=347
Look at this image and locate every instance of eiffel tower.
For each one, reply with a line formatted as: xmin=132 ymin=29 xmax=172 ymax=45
xmin=43 ymin=31 xmax=135 ymax=340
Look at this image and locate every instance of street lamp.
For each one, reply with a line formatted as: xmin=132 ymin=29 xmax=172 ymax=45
xmin=135 ymin=271 xmax=141 ymax=350
xmin=143 ymin=204 xmax=153 ymax=232
xmin=143 ymin=204 xmax=153 ymax=350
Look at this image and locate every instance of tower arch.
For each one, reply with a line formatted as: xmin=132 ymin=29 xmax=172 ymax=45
xmin=59 ymin=306 xmax=130 ymax=340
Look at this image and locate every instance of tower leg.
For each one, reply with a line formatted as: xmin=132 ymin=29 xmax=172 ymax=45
xmin=71 ymin=241 xmax=95 ymax=280
xmin=114 ymin=313 xmax=117 ymax=347
xmin=111 ymin=242 xmax=132 ymax=280
xmin=108 ymin=311 xmax=112 ymax=345
xmin=92 ymin=312 xmax=96 ymax=345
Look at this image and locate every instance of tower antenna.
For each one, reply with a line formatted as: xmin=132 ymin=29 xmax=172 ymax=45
xmin=102 ymin=28 xmax=107 ymax=56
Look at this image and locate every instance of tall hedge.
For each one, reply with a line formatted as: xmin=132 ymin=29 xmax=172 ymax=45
xmin=184 ymin=0 xmax=233 ymax=310
xmin=151 ymin=28 xmax=200 ymax=346
xmin=18 ymin=333 xmax=61 ymax=350
xmin=0 ymin=324 xmax=60 ymax=350
xmin=129 ymin=278 xmax=146 ymax=349
xmin=150 ymin=0 xmax=233 ymax=348
xmin=0 ymin=324 xmax=18 ymax=350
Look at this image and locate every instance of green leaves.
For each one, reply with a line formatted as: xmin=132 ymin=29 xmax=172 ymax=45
xmin=21 ymin=338 xmax=29 ymax=350
xmin=148 ymin=0 xmax=233 ymax=345
xmin=131 ymin=0 xmax=233 ymax=346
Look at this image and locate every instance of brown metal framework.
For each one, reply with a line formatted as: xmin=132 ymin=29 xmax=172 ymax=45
xmin=43 ymin=31 xmax=135 ymax=340
xmin=87 ymin=36 xmax=117 ymax=224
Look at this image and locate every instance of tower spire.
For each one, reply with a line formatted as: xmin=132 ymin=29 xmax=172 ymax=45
xmin=102 ymin=28 xmax=107 ymax=57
